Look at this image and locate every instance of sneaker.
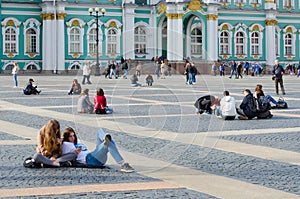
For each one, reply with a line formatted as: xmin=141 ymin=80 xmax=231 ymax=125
xmin=104 ymin=134 xmax=111 ymax=146
xmin=202 ymin=111 xmax=211 ymax=115
xmin=60 ymin=161 xmax=72 ymax=167
xmin=238 ymin=115 xmax=248 ymax=120
xmin=217 ymin=115 xmax=222 ymax=119
xmin=120 ymin=163 xmax=135 ymax=173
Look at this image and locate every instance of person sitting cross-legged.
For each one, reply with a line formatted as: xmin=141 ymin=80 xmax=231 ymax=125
xmin=236 ymin=89 xmax=258 ymax=120
xmin=216 ymin=91 xmax=236 ymax=120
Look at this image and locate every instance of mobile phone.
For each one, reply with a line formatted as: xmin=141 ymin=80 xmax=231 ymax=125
xmin=78 ymin=146 xmax=82 ymax=149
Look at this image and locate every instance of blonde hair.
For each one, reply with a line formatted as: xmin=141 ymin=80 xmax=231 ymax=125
xmin=41 ymin=119 xmax=61 ymax=157
xmin=80 ymin=88 xmax=89 ymax=97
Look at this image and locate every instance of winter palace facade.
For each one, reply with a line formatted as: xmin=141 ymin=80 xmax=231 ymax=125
xmin=1 ymin=0 xmax=300 ymax=72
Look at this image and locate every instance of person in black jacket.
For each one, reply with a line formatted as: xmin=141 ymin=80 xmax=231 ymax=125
xmin=272 ymin=60 xmax=286 ymax=95
xmin=23 ymin=78 xmax=41 ymax=95
xmin=122 ymin=59 xmax=129 ymax=79
xmin=236 ymin=89 xmax=257 ymax=120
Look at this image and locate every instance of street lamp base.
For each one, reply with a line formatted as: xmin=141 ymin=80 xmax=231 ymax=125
xmin=94 ymin=67 xmax=101 ymax=76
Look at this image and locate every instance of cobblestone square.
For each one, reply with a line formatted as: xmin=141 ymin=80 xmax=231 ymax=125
xmin=0 ymin=74 xmax=299 ymax=198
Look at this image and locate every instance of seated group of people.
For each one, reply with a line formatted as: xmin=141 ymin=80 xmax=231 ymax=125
xmin=25 ymin=119 xmax=134 ymax=172
xmin=130 ymin=74 xmax=154 ymax=87
xmin=77 ymin=87 xmax=113 ymax=114
xmin=195 ymin=84 xmax=280 ymax=120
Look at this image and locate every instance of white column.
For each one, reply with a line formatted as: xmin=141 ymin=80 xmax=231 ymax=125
xmin=42 ymin=14 xmax=53 ymax=71
xmin=206 ymin=4 xmax=219 ymax=61
xmin=166 ymin=4 xmax=184 ymax=61
xmin=122 ymin=5 xmax=136 ymax=59
xmin=149 ymin=6 xmax=157 ymax=59
xmin=265 ymin=20 xmax=277 ymax=67
xmin=56 ymin=13 xmax=66 ymax=71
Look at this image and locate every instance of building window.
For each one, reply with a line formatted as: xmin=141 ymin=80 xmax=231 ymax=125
xmin=191 ymin=28 xmax=202 ymax=55
xmin=70 ymin=28 xmax=81 ymax=53
xmin=88 ymin=28 xmax=97 ymax=54
xmin=25 ymin=28 xmax=37 ymax=53
xmin=235 ymin=31 xmax=245 ymax=55
xmin=107 ymin=29 xmax=117 ymax=54
xmin=26 ymin=64 xmax=38 ymax=70
xmin=135 ymin=0 xmax=147 ymax=5
xmin=71 ymin=64 xmax=80 ymax=70
xmin=284 ymin=33 xmax=293 ymax=55
xmin=134 ymin=26 xmax=147 ymax=54
xmin=220 ymin=31 xmax=229 ymax=55
xmin=251 ymin=32 xmax=259 ymax=55
xmin=4 ymin=28 xmax=17 ymax=53
xmin=250 ymin=0 xmax=259 ymax=3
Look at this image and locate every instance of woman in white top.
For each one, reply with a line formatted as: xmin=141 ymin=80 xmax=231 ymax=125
xmin=12 ymin=62 xmax=19 ymax=88
xmin=61 ymin=127 xmax=134 ymax=172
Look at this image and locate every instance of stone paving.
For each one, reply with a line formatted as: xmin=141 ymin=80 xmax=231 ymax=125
xmin=0 ymin=73 xmax=299 ymax=198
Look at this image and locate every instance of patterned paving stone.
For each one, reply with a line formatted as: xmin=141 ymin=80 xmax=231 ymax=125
xmin=0 ymin=132 xmax=26 ymax=140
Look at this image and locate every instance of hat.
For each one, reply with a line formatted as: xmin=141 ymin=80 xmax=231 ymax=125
xmin=29 ymin=78 xmax=34 ymax=82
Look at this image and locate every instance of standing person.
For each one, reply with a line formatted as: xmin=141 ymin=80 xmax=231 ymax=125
xmin=216 ymin=91 xmax=236 ymax=120
xmin=236 ymin=61 xmax=243 ymax=79
xmin=236 ymin=89 xmax=258 ymax=120
xmin=109 ymin=60 xmax=117 ymax=79
xmin=82 ymin=61 xmax=92 ymax=85
xmin=122 ymin=59 xmax=129 ymax=79
xmin=155 ymin=59 xmax=160 ymax=79
xmin=219 ymin=63 xmax=225 ymax=76
xmin=77 ymin=89 xmax=93 ymax=114
xmin=229 ymin=60 xmax=237 ymax=79
xmin=94 ymin=88 xmax=113 ymax=114
xmin=160 ymin=60 xmax=167 ymax=79
xmin=272 ymin=60 xmax=286 ymax=95
xmin=190 ymin=62 xmax=197 ymax=84
xmin=136 ymin=62 xmax=142 ymax=77
xmin=61 ymin=127 xmax=134 ymax=172
xmin=23 ymin=78 xmax=41 ymax=95
xmin=244 ymin=61 xmax=250 ymax=75
xmin=12 ymin=62 xmax=19 ymax=88
xmin=105 ymin=61 xmax=111 ymax=78
xmin=68 ymin=79 xmax=81 ymax=95
xmin=211 ymin=62 xmax=217 ymax=76
xmin=297 ymin=61 xmax=300 ymax=78
xmin=185 ymin=62 xmax=190 ymax=84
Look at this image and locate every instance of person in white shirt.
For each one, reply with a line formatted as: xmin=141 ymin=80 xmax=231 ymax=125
xmin=216 ymin=90 xmax=237 ymax=120
xmin=12 ymin=62 xmax=19 ymax=88
xmin=61 ymin=127 xmax=134 ymax=172
xmin=82 ymin=61 xmax=92 ymax=84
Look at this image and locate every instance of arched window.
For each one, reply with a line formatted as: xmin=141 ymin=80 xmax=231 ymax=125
xmin=134 ymin=26 xmax=147 ymax=54
xmin=71 ymin=64 xmax=80 ymax=70
xmin=4 ymin=28 xmax=17 ymax=53
xmin=235 ymin=31 xmax=244 ymax=55
xmin=220 ymin=31 xmax=229 ymax=55
xmin=70 ymin=28 xmax=81 ymax=53
xmin=88 ymin=28 xmax=96 ymax=54
xmin=284 ymin=33 xmax=293 ymax=55
xmin=26 ymin=64 xmax=38 ymax=70
xmin=5 ymin=63 xmax=14 ymax=71
xmin=107 ymin=29 xmax=117 ymax=54
xmin=251 ymin=32 xmax=259 ymax=55
xmin=25 ymin=28 xmax=37 ymax=53
xmin=191 ymin=28 xmax=202 ymax=55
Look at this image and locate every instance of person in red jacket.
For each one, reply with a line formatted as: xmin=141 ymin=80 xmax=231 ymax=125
xmin=94 ymin=88 xmax=113 ymax=114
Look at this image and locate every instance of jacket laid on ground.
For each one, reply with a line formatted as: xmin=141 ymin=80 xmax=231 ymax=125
xmin=220 ymin=96 xmax=236 ymax=117
xmin=239 ymin=93 xmax=257 ymax=119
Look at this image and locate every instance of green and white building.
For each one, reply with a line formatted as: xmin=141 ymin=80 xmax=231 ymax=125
xmin=1 ymin=0 xmax=300 ymax=73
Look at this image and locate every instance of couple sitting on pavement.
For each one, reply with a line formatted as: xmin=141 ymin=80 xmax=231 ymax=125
xmin=77 ymin=88 xmax=113 ymax=114
xmin=27 ymin=119 xmax=134 ymax=172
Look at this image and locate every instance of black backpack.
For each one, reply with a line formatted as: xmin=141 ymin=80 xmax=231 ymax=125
xmin=257 ymin=97 xmax=271 ymax=113
xmin=248 ymin=96 xmax=258 ymax=113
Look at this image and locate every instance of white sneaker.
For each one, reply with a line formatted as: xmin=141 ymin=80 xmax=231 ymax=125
xmin=13 ymin=86 xmax=18 ymax=88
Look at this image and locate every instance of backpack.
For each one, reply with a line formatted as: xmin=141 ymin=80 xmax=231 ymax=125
xmin=248 ymin=96 xmax=257 ymax=113
xmin=276 ymin=97 xmax=288 ymax=109
xmin=257 ymin=97 xmax=271 ymax=113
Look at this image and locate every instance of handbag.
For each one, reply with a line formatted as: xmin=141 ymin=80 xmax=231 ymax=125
xmin=276 ymin=97 xmax=288 ymax=109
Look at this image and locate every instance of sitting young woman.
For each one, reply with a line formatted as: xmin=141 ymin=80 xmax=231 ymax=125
xmin=77 ymin=89 xmax=93 ymax=114
xmin=68 ymin=79 xmax=81 ymax=95
xmin=94 ymin=88 xmax=113 ymax=114
xmin=61 ymin=127 xmax=134 ymax=172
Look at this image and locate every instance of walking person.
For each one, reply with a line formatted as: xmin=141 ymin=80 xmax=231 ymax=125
xmin=219 ymin=63 xmax=225 ymax=76
xmin=237 ymin=61 xmax=243 ymax=79
xmin=229 ymin=60 xmax=237 ymax=79
xmin=160 ymin=60 xmax=167 ymax=79
xmin=109 ymin=60 xmax=117 ymax=79
xmin=122 ymin=59 xmax=129 ymax=79
xmin=136 ymin=62 xmax=142 ymax=77
xmin=244 ymin=61 xmax=250 ymax=75
xmin=61 ymin=127 xmax=134 ymax=172
xmin=297 ymin=61 xmax=300 ymax=78
xmin=12 ymin=62 xmax=19 ymax=88
xmin=272 ymin=60 xmax=286 ymax=95
xmin=82 ymin=61 xmax=92 ymax=84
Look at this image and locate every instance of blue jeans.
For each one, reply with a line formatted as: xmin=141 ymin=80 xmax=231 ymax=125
xmin=87 ymin=128 xmax=123 ymax=167
xmin=109 ymin=69 xmax=117 ymax=78
xmin=123 ymin=69 xmax=128 ymax=77
xmin=13 ymin=74 xmax=18 ymax=86
xmin=265 ymin=95 xmax=278 ymax=105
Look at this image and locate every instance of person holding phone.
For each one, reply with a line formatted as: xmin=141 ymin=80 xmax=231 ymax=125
xmin=61 ymin=127 xmax=134 ymax=172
